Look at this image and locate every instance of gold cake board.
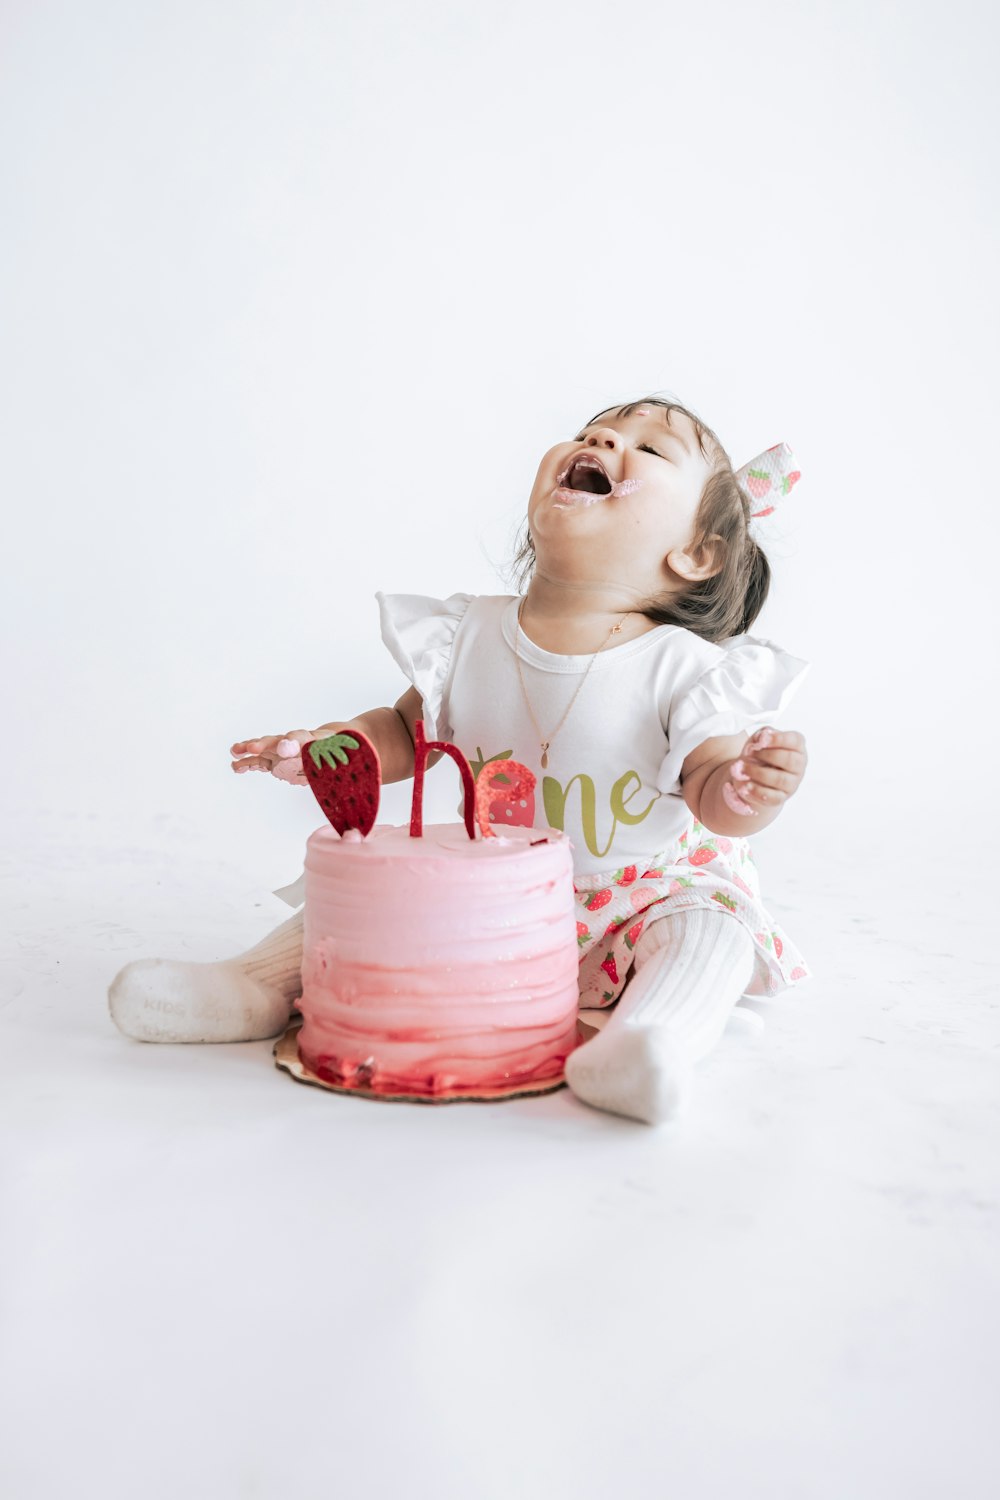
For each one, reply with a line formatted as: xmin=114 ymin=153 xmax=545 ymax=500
xmin=274 ymin=1016 xmax=600 ymax=1105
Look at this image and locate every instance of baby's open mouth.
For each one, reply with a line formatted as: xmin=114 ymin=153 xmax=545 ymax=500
xmin=555 ymin=454 xmax=614 ymax=497
xmin=551 ymin=452 xmax=641 ymax=506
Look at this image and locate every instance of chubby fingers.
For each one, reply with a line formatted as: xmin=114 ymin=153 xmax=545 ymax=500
xmin=230 ymin=731 xmax=313 ymax=774
xmin=727 ymin=765 xmax=783 ymax=810
xmin=726 ymin=728 xmax=806 ymax=812
xmin=736 ymin=768 xmax=793 ymax=805
xmin=747 ymin=747 xmax=806 ymax=777
xmin=744 ymin=728 xmax=807 ymax=777
xmin=231 ymin=737 xmax=272 ymax=774
xmin=745 ymin=727 xmax=806 ymax=760
xmin=231 ymin=753 xmax=275 ymax=773
xmin=741 ymin=756 xmax=801 ymax=792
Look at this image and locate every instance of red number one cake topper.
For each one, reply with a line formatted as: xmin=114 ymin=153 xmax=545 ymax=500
xmin=409 ymin=721 xmax=537 ymax=841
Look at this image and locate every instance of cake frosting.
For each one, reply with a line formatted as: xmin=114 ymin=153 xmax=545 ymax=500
xmin=298 ymin=821 xmax=580 ymax=1097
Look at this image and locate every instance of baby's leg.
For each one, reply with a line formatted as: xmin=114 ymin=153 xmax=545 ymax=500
xmin=108 ymin=909 xmax=304 ymax=1043
xmin=564 ymin=909 xmax=756 ymax=1125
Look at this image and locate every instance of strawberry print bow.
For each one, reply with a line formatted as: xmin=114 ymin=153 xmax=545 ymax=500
xmin=734 ymin=442 xmax=801 ymax=524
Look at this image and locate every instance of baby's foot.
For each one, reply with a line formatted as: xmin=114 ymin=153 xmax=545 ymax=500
xmin=108 ymin=957 xmax=294 ymax=1043
xmin=564 ymin=1024 xmax=695 ymax=1125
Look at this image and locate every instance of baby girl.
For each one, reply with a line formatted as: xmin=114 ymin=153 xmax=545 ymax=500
xmin=109 ymin=394 xmax=810 ymax=1124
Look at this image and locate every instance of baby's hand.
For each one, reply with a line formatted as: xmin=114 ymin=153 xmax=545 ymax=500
xmin=230 ymin=730 xmax=314 ymax=785
xmin=722 ymin=727 xmax=808 ymax=816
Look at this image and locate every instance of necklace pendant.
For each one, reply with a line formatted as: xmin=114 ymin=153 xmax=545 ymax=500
xmin=541 ymin=744 xmax=549 ymax=769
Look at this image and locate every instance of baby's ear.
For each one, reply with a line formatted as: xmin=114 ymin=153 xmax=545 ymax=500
xmin=666 ymin=533 xmax=725 ymax=583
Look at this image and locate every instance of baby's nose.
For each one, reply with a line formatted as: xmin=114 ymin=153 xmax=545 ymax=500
xmin=586 ymin=426 xmax=620 ymax=450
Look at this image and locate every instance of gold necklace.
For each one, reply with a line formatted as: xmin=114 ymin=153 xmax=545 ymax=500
xmin=514 ymin=599 xmax=631 ymax=769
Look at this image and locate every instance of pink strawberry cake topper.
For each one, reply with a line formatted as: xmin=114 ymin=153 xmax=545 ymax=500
xmin=475 ymin=758 xmax=537 ymax=839
xmin=470 ymin=747 xmax=537 ymax=828
xmin=302 ymin=730 xmax=382 ymax=836
xmin=734 ymin=441 xmax=801 ymax=524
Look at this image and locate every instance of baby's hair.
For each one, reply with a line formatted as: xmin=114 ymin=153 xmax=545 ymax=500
xmin=511 ymin=395 xmax=770 ymax=643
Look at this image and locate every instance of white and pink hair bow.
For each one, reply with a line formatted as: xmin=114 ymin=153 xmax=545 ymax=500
xmin=734 ymin=442 xmax=801 ymax=530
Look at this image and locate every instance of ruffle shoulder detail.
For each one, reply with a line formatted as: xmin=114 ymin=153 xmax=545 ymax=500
xmin=656 ymin=634 xmax=809 ymax=793
xmin=376 ymin=591 xmax=475 ymax=742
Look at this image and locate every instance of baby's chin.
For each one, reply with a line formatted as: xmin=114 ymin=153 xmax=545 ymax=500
xmin=531 ymin=509 xmax=624 ymax=570
xmin=531 ymin=485 xmax=620 ymax=528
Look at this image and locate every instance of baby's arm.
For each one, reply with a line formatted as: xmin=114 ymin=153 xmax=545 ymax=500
xmin=231 ymin=685 xmax=440 ymax=785
xmin=680 ymin=726 xmax=807 ymax=836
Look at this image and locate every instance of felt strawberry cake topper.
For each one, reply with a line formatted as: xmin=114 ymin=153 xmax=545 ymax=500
xmin=734 ymin=441 xmax=801 ymax=526
xmin=302 ymin=731 xmax=382 ymax=836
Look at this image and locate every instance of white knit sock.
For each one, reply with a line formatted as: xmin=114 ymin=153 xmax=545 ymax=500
xmin=108 ymin=909 xmax=304 ymax=1044
xmin=564 ymin=909 xmax=756 ymax=1125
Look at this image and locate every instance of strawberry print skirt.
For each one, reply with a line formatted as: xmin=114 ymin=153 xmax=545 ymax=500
xmin=573 ymin=819 xmax=810 ymax=1009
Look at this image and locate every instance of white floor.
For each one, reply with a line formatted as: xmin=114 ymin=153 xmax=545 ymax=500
xmin=1 ymin=798 xmax=997 ymax=1500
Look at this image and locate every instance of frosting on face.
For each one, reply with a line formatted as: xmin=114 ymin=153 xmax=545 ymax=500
xmin=526 ymin=404 xmax=716 ymax=604
xmin=551 ymin=474 xmax=642 ymax=508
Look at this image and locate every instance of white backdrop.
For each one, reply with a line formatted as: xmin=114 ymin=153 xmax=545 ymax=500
xmin=3 ymin=7 xmax=1000 ymax=1498
xmin=3 ymin=0 xmax=998 ymax=880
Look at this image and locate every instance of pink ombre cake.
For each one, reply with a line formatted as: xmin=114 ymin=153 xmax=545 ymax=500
xmin=297 ymin=821 xmax=580 ymax=1098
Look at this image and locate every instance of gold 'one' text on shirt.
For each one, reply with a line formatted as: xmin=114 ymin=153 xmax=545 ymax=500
xmin=543 ymin=770 xmax=661 ymax=859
